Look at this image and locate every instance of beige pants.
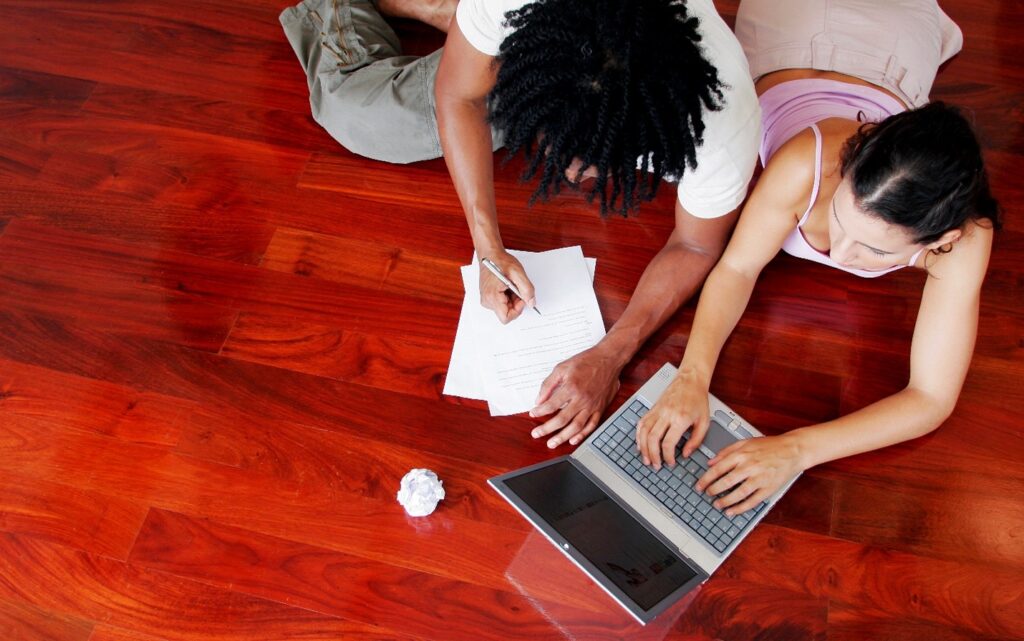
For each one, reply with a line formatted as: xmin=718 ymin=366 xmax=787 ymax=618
xmin=735 ymin=0 xmax=963 ymax=108
xmin=280 ymin=0 xmax=503 ymax=163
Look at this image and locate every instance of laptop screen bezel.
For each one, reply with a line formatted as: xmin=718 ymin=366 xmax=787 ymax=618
xmin=489 ymin=455 xmax=709 ymax=625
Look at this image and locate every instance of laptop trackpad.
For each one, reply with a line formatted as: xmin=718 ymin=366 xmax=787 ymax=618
xmin=702 ymin=420 xmax=740 ymax=455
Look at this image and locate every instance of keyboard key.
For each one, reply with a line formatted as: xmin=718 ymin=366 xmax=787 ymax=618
xmin=714 ymin=540 xmax=728 ymax=552
xmin=697 ymin=502 xmax=711 ymax=515
xmin=691 ymin=451 xmax=709 ymax=467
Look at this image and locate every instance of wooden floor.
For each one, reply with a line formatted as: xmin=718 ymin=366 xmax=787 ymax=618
xmin=0 ymin=1 xmax=1021 ymax=639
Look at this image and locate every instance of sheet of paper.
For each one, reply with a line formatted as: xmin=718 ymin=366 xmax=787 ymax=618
xmin=458 ymin=247 xmax=605 ymax=416
xmin=443 ymin=254 xmax=596 ymax=401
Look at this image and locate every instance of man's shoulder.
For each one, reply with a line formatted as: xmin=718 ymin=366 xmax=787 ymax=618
xmin=456 ymin=0 xmax=533 ymax=56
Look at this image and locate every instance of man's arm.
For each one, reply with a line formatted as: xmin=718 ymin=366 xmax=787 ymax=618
xmin=529 ymin=199 xmax=738 ymax=447
xmin=435 ymin=22 xmax=536 ymax=322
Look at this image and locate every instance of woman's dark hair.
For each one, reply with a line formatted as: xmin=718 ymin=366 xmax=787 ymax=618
xmin=489 ymin=0 xmax=724 ymax=217
xmin=840 ymin=102 xmax=1001 ymax=249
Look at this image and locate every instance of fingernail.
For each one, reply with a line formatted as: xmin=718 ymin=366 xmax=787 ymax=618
xmin=547 ymin=439 xmax=557 ymax=449
xmin=570 ymin=437 xmax=579 ymax=445
xmin=642 ymin=457 xmax=649 ymax=465
xmin=531 ymin=429 xmax=540 ymax=438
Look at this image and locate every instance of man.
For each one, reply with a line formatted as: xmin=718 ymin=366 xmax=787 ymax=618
xmin=280 ymin=0 xmax=760 ymax=448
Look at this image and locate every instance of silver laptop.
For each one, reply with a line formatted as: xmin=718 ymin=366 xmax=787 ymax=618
xmin=490 ymin=363 xmax=799 ymax=625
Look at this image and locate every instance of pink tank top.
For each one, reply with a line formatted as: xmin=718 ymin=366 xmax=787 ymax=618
xmin=761 ymin=80 xmax=923 ymax=278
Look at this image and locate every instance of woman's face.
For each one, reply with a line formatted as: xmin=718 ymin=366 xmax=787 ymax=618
xmin=827 ymin=180 xmax=925 ymax=271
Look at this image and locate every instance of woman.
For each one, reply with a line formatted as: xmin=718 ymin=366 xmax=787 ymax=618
xmin=636 ymin=0 xmax=1001 ymax=516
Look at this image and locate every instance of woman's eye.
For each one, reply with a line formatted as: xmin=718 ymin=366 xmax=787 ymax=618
xmin=870 ymin=248 xmax=887 ymax=257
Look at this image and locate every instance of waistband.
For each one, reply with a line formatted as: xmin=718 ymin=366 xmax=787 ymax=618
xmin=759 ymin=79 xmax=906 ymax=164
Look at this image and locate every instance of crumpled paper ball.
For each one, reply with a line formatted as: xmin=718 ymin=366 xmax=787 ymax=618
xmin=397 ymin=468 xmax=445 ymax=517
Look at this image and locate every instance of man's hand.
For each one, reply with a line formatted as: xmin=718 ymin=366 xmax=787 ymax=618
xmin=528 ymin=346 xmax=624 ymax=448
xmin=479 ymin=251 xmax=536 ymax=324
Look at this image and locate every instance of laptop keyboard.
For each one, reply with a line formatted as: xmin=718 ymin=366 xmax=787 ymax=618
xmin=592 ymin=399 xmax=766 ymax=553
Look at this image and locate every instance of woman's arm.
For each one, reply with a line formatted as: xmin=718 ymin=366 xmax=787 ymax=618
xmin=699 ymin=223 xmax=994 ymax=516
xmin=435 ymin=22 xmax=535 ymax=322
xmin=636 ymin=134 xmax=816 ymax=468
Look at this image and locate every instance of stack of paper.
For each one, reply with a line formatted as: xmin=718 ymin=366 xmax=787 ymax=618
xmin=444 ymin=246 xmax=605 ymax=416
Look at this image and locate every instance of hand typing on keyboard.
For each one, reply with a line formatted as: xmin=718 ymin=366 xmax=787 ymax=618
xmin=636 ymin=368 xmax=804 ymax=516
xmin=695 ymin=433 xmax=805 ymax=516
xmin=635 ymin=367 xmax=711 ymax=469
xmin=594 ymin=399 xmax=766 ymax=550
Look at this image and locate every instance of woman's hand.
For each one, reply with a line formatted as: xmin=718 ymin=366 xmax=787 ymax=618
xmin=636 ymin=369 xmax=711 ymax=469
xmin=696 ymin=433 xmax=805 ymax=515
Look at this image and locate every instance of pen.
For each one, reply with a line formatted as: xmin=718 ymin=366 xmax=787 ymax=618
xmin=481 ymin=258 xmax=542 ymax=315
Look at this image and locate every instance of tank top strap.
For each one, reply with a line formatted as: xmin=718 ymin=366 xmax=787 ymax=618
xmin=797 ymin=124 xmax=823 ymax=228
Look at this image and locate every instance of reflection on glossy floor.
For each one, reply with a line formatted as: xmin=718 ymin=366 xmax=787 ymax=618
xmin=0 ymin=1 xmax=1021 ymax=639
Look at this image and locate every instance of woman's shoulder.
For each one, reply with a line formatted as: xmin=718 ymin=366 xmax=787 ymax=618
xmin=918 ymin=221 xmax=994 ymax=285
xmin=758 ymin=128 xmax=820 ymax=219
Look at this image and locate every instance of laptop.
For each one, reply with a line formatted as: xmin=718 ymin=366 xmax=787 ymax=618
xmin=490 ymin=362 xmax=799 ymax=625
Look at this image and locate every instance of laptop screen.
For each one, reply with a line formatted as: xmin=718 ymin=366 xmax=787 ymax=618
xmin=503 ymin=459 xmax=698 ymax=611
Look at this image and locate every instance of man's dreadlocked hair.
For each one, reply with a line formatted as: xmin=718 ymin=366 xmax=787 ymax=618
xmin=489 ymin=0 xmax=724 ymax=217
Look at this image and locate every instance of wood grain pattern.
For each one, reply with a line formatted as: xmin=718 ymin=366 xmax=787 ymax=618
xmin=0 ymin=0 xmax=1020 ymax=638
xmin=0 ymin=532 xmax=417 ymax=641
xmin=0 ymin=596 xmax=93 ymax=641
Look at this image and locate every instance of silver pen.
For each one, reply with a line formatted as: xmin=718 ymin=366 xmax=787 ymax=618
xmin=480 ymin=257 xmax=542 ymax=315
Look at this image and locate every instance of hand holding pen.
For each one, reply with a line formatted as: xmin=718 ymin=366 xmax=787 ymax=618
xmin=479 ymin=254 xmax=540 ymax=324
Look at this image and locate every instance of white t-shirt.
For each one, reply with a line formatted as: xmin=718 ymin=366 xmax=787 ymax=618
xmin=456 ymin=0 xmax=761 ymax=219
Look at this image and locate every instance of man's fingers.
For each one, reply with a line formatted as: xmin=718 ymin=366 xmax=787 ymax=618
xmin=569 ymin=412 xmax=601 ymax=446
xmin=533 ymin=369 xmax=564 ymax=408
xmin=506 ymin=297 xmax=525 ymax=322
xmin=547 ymin=414 xmax=586 ymax=449
xmin=493 ymin=300 xmax=511 ymax=324
xmin=530 ymin=380 xmax=569 ymax=418
xmin=531 ymin=407 xmax=572 ymax=439
xmin=506 ymin=266 xmax=535 ymax=307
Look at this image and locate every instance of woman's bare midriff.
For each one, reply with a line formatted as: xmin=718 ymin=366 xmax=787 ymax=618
xmin=754 ymin=69 xmax=909 ymax=109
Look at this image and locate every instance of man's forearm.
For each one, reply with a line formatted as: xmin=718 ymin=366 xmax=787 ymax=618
xmin=437 ymin=96 xmax=503 ymax=255
xmin=599 ymin=238 xmax=722 ymax=368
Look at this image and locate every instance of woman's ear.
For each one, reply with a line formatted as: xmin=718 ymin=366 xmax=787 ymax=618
xmin=927 ymin=228 xmax=963 ymax=251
